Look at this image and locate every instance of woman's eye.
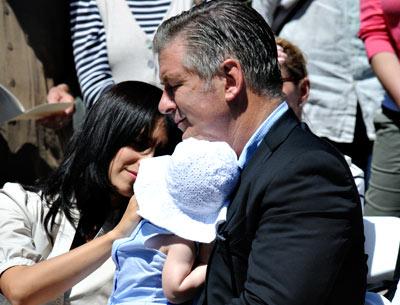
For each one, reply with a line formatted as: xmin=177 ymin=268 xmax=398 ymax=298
xmin=154 ymin=144 xmax=168 ymax=157
xmin=130 ymin=142 xmax=150 ymax=152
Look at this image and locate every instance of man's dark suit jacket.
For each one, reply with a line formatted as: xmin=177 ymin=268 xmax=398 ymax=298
xmin=199 ymin=109 xmax=367 ymax=305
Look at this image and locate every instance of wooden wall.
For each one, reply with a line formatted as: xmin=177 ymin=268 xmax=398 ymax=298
xmin=0 ymin=0 xmax=79 ymax=186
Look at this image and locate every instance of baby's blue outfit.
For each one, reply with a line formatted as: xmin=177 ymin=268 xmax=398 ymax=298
xmin=107 ymin=219 xmax=173 ymax=305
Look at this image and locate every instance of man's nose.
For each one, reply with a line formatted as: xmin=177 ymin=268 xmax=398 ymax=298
xmin=158 ymin=90 xmax=177 ymax=114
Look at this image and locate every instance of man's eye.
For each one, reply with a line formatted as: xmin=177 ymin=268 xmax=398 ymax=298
xmin=166 ymin=84 xmax=179 ymax=96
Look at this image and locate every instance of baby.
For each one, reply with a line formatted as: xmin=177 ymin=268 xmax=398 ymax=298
xmin=108 ymin=137 xmax=240 ymax=305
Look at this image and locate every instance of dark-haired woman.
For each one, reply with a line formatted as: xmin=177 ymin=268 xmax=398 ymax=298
xmin=0 ymin=81 xmax=180 ymax=305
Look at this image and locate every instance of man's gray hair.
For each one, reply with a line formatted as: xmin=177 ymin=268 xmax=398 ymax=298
xmin=153 ymin=0 xmax=283 ymax=98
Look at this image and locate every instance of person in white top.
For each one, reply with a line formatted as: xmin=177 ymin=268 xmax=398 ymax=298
xmin=0 ymin=81 xmax=180 ymax=305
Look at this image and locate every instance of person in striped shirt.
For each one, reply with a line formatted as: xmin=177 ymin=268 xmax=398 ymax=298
xmin=44 ymin=0 xmax=196 ymax=128
xmin=71 ymin=0 xmax=195 ymax=108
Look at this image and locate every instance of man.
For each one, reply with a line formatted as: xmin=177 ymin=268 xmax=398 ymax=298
xmin=275 ymin=37 xmax=310 ymax=120
xmin=276 ymin=37 xmax=365 ymax=202
xmin=153 ymin=1 xmax=367 ymax=304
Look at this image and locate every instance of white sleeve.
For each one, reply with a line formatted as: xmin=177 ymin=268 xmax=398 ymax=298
xmin=0 ymin=183 xmax=52 ymax=275
xmin=349 ymin=163 xmax=365 ymax=207
xmin=344 ymin=156 xmax=365 ymax=208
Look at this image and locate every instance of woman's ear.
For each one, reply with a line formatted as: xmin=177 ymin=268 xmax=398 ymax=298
xmin=221 ymin=59 xmax=244 ymax=102
xmin=299 ymin=76 xmax=310 ymax=105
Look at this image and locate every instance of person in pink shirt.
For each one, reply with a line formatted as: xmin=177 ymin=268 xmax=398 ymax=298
xmin=359 ymin=0 xmax=400 ymax=217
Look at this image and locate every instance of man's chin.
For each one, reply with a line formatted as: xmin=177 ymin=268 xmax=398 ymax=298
xmin=182 ymin=130 xmax=220 ymax=142
xmin=181 ymin=130 xmax=192 ymax=140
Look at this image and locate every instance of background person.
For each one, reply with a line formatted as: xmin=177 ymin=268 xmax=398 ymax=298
xmin=359 ymin=0 xmax=400 ymax=217
xmin=277 ymin=36 xmax=365 ymax=205
xmin=70 ymin=0 xmax=195 ymax=108
xmin=275 ymin=36 xmax=309 ymax=119
xmin=39 ymin=0 xmax=198 ymax=132
xmin=0 ymin=81 xmax=180 ymax=305
xmin=253 ymin=0 xmax=384 ymax=178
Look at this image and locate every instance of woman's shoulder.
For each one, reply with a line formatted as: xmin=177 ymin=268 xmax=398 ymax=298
xmin=0 ymin=183 xmax=56 ymax=277
xmin=0 ymin=182 xmax=45 ymax=219
xmin=2 ymin=181 xmax=37 ymax=192
xmin=1 ymin=182 xmax=42 ymax=201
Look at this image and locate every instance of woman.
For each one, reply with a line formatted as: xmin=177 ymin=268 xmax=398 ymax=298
xmin=0 ymin=81 xmax=180 ymax=305
xmin=359 ymin=0 xmax=400 ymax=217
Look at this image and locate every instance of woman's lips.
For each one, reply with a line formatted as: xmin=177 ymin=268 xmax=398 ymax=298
xmin=126 ymin=169 xmax=137 ymax=180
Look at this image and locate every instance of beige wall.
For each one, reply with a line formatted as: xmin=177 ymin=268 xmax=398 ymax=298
xmin=0 ymin=0 xmax=79 ymax=185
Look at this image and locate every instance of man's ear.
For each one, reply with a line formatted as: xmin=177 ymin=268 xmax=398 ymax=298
xmin=221 ymin=59 xmax=244 ymax=102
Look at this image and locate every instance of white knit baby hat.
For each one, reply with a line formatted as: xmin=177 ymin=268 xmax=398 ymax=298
xmin=134 ymin=137 xmax=240 ymax=243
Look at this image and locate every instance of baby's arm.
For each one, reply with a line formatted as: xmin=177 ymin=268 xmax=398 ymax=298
xmin=162 ymin=237 xmax=207 ymax=304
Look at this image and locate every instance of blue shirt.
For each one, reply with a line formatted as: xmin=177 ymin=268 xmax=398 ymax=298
xmin=383 ymin=93 xmax=400 ymax=112
xmin=238 ymin=102 xmax=288 ymax=169
xmin=108 ymin=220 xmax=173 ymax=305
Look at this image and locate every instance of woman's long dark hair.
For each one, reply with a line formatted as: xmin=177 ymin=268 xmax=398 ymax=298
xmin=38 ymin=81 xmax=180 ymax=242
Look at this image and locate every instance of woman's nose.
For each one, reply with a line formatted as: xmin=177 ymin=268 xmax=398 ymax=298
xmin=137 ymin=150 xmax=155 ymax=165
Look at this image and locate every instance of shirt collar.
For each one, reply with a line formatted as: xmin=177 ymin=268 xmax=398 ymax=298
xmin=237 ymin=102 xmax=288 ymax=169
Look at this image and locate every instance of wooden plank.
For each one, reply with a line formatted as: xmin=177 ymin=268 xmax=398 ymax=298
xmin=0 ymin=0 xmax=78 ymax=185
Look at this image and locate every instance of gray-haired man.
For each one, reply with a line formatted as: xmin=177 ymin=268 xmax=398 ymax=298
xmin=154 ymin=1 xmax=367 ymax=304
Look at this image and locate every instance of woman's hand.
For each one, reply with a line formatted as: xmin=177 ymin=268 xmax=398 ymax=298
xmin=0 ymin=196 xmax=141 ymax=305
xmin=110 ymin=195 xmax=142 ymax=240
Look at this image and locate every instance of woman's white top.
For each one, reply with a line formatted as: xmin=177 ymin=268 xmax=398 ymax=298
xmin=0 ymin=183 xmax=116 ymax=305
